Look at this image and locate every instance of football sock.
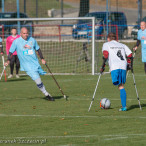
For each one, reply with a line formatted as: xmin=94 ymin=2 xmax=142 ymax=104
xmin=35 ymin=78 xmax=49 ymax=96
xmin=120 ymin=88 xmax=127 ymax=108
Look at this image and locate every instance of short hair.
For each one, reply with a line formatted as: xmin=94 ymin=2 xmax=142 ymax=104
xmin=20 ymin=27 xmax=29 ymax=33
xmin=140 ymin=21 xmax=146 ymax=25
xmin=11 ymin=27 xmax=17 ymax=31
xmin=107 ymin=32 xmax=116 ymax=40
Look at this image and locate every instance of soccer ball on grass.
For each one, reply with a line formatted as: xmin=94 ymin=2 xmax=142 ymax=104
xmin=100 ymin=98 xmax=111 ymax=109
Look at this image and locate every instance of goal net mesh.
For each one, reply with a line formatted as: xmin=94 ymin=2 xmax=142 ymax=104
xmin=0 ymin=18 xmax=96 ymax=75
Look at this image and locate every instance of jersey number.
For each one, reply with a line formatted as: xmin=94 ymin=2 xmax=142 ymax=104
xmin=117 ymin=50 xmax=124 ymax=60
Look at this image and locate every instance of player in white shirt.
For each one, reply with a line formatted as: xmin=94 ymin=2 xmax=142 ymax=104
xmin=100 ymin=33 xmax=132 ymax=111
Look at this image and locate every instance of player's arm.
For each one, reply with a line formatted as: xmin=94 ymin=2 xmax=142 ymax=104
xmin=5 ymin=40 xmax=16 ymax=66
xmin=6 ymin=38 xmax=10 ymax=55
xmin=36 ymin=48 xmax=46 ymax=64
xmin=100 ymin=43 xmax=109 ymax=73
xmin=100 ymin=50 xmax=109 ymax=73
xmin=34 ymin=39 xmax=46 ymax=65
xmin=127 ymin=53 xmax=133 ymax=70
xmin=133 ymin=30 xmax=141 ymax=52
xmin=125 ymin=45 xmax=133 ymax=70
xmin=133 ymin=39 xmax=140 ymax=52
xmin=4 ymin=52 xmax=13 ymax=66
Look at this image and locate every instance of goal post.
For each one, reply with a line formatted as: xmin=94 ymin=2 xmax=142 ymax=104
xmin=0 ymin=17 xmax=97 ymax=75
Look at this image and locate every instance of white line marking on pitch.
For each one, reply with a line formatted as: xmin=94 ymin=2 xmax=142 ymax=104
xmin=0 ymin=114 xmax=146 ymax=119
xmin=70 ymin=98 xmax=146 ymax=101
xmin=0 ymin=133 xmax=146 ymax=139
xmin=104 ymin=136 xmax=128 ymax=141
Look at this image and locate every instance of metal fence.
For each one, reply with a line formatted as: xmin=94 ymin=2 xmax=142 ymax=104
xmin=0 ymin=0 xmax=145 ymax=23
xmin=0 ymin=0 xmax=146 ymax=40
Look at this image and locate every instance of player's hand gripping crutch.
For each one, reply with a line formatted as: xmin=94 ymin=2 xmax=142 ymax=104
xmin=130 ymin=55 xmax=142 ymax=110
xmin=126 ymin=51 xmax=136 ymax=78
xmin=45 ymin=63 xmax=67 ymax=100
xmin=88 ymin=57 xmax=106 ymax=111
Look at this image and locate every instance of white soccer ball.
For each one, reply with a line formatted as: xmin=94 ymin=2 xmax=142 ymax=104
xmin=100 ymin=98 xmax=111 ymax=109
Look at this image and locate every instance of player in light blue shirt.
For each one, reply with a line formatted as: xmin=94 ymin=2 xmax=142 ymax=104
xmin=133 ymin=21 xmax=146 ymax=73
xmin=5 ymin=27 xmax=55 ymax=101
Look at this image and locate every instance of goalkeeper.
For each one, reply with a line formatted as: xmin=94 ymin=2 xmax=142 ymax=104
xmin=100 ymin=33 xmax=132 ymax=111
xmin=5 ymin=27 xmax=55 ymax=101
xmin=75 ymin=42 xmax=91 ymax=72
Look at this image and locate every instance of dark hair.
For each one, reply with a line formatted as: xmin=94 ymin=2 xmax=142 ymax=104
xmin=11 ymin=27 xmax=17 ymax=31
xmin=107 ymin=32 xmax=116 ymax=40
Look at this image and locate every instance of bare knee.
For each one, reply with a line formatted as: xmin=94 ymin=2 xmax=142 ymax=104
xmin=118 ymin=84 xmax=124 ymax=90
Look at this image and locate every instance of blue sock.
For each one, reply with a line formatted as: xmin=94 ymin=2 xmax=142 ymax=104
xmin=120 ymin=88 xmax=127 ymax=108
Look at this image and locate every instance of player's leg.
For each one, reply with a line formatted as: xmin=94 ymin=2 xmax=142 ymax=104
xmin=26 ymin=71 xmax=55 ymax=101
xmin=118 ymin=84 xmax=127 ymax=111
xmin=8 ymin=55 xmax=15 ymax=78
xmin=144 ymin=62 xmax=146 ymax=73
xmin=111 ymin=69 xmax=127 ymax=111
xmin=118 ymin=69 xmax=127 ymax=111
xmin=15 ymin=55 xmax=20 ymax=78
xmin=77 ymin=50 xmax=84 ymax=62
xmin=73 ymin=50 xmax=84 ymax=73
xmin=85 ymin=50 xmax=91 ymax=62
xmin=85 ymin=51 xmax=91 ymax=72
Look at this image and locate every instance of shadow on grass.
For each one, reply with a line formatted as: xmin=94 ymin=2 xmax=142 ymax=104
xmin=128 ymin=104 xmax=146 ymax=111
xmin=39 ymin=95 xmax=69 ymax=101
xmin=0 ymin=97 xmax=38 ymax=102
xmin=53 ymin=96 xmax=69 ymax=100
xmin=6 ymin=78 xmax=27 ymax=82
xmin=0 ymin=96 xmax=69 ymax=102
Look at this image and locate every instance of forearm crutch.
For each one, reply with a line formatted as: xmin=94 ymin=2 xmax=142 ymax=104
xmin=1 ymin=56 xmax=7 ymax=81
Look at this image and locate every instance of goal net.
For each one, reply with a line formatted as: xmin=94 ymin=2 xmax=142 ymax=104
xmin=0 ymin=17 xmax=98 ymax=75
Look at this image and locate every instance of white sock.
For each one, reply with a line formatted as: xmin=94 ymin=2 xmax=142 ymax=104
xmin=34 ymin=78 xmax=51 ymax=97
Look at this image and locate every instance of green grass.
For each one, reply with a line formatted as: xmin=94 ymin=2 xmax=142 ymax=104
xmin=0 ymin=42 xmax=146 ymax=145
xmin=0 ymin=73 xmax=146 ymax=145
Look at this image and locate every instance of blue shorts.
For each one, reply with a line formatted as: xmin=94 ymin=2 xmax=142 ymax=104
xmin=111 ymin=69 xmax=126 ymax=86
xmin=26 ymin=67 xmax=46 ymax=80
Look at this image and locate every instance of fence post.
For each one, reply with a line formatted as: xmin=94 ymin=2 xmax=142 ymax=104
xmin=58 ymin=25 xmax=61 ymax=42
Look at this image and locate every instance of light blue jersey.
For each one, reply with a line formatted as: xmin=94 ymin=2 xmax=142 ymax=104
xmin=137 ymin=29 xmax=146 ymax=62
xmin=0 ymin=37 xmax=2 ymax=42
xmin=10 ymin=36 xmax=46 ymax=80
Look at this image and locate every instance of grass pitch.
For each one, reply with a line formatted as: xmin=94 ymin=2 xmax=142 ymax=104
xmin=0 ymin=73 xmax=146 ymax=146
xmin=0 ymin=42 xmax=146 ymax=145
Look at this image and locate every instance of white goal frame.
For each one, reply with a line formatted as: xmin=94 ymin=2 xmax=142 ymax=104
xmin=0 ymin=17 xmax=95 ymax=75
